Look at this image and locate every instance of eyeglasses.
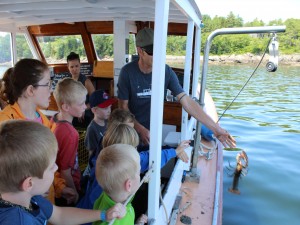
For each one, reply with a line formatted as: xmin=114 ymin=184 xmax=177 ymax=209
xmin=34 ymin=80 xmax=53 ymax=90
xmin=142 ymin=48 xmax=153 ymax=56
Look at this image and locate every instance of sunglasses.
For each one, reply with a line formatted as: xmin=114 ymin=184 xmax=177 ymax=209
xmin=142 ymin=48 xmax=153 ymax=56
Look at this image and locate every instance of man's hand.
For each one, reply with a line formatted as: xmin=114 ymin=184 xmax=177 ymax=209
xmin=137 ymin=126 xmax=150 ymax=145
xmin=214 ymin=125 xmax=236 ymax=148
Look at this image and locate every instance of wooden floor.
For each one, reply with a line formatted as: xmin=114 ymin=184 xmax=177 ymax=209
xmin=175 ymin=141 xmax=223 ymax=225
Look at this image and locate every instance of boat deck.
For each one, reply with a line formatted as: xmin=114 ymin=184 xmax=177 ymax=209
xmin=175 ymin=140 xmax=223 ymax=225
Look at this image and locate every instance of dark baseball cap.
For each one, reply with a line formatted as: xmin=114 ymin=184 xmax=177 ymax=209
xmin=90 ymin=90 xmax=117 ymax=108
xmin=136 ymin=28 xmax=154 ymax=54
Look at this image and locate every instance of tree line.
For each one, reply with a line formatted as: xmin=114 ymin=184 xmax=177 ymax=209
xmin=0 ymin=13 xmax=299 ymax=63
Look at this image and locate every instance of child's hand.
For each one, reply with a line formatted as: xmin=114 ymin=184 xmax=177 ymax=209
xmin=61 ymin=187 xmax=79 ymax=204
xmin=135 ymin=214 xmax=148 ymax=225
xmin=106 ymin=203 xmax=126 ymax=221
xmin=175 ymin=140 xmax=190 ymax=163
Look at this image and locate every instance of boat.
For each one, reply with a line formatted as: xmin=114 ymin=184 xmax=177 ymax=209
xmin=0 ymin=1 xmax=286 ymax=225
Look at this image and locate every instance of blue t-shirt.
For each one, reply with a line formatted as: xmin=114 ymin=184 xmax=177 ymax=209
xmin=0 ymin=195 xmax=53 ymax=225
xmin=117 ymin=60 xmax=184 ymax=129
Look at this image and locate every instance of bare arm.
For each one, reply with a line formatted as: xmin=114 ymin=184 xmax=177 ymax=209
xmin=177 ymin=93 xmax=236 ymax=148
xmin=118 ymin=99 xmax=150 ymax=145
xmin=49 ymin=203 xmax=126 ymax=225
xmin=85 ymin=78 xmax=95 ymax=96
xmin=175 ymin=140 xmax=190 ymax=163
xmin=60 ymin=168 xmax=78 ymax=203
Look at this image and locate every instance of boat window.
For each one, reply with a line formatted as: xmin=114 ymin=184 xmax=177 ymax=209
xmin=167 ymin=35 xmax=186 ymax=69
xmin=0 ymin=32 xmax=12 ymax=78
xmin=36 ymin=35 xmax=87 ymax=64
xmin=16 ymin=33 xmax=34 ymax=61
xmin=91 ymin=34 xmax=136 ymax=60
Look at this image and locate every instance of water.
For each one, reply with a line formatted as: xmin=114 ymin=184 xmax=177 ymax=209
xmin=205 ymin=64 xmax=300 ymax=225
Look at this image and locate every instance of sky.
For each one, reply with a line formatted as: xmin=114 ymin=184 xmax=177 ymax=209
xmin=197 ymin=0 xmax=300 ymax=23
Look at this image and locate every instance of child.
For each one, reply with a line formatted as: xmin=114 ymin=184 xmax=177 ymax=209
xmin=93 ymin=144 xmax=147 ymax=225
xmin=102 ymin=112 xmax=190 ymax=220
xmin=81 ymin=90 xmax=117 ymax=193
xmin=106 ymin=109 xmax=189 ymax=167
xmin=78 ymin=116 xmax=189 ymax=218
xmin=0 ymin=120 xmax=125 ymax=224
xmin=85 ymin=89 xmax=117 ymax=158
xmin=0 ymin=58 xmax=76 ymax=205
xmin=51 ymin=77 xmax=87 ymax=205
xmin=102 ymin=123 xmax=190 ymax=172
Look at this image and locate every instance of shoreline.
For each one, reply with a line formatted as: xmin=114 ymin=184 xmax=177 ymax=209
xmin=0 ymin=54 xmax=299 ymax=68
xmin=166 ymin=54 xmax=300 ymax=66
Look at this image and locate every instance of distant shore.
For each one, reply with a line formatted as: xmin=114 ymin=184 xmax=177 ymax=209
xmin=166 ymin=54 xmax=300 ymax=66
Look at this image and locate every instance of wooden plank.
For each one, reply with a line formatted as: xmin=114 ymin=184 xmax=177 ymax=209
xmin=86 ymin=21 xmax=114 ymax=34
xmin=163 ymin=102 xmax=182 ymax=127
xmin=93 ymin=60 xmax=114 ymax=78
xmin=175 ymin=141 xmax=220 ymax=225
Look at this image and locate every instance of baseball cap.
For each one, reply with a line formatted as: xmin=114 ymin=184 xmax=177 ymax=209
xmin=90 ymin=90 xmax=117 ymax=108
xmin=136 ymin=28 xmax=154 ymax=54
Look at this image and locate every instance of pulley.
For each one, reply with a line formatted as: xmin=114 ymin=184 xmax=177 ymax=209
xmin=266 ymin=35 xmax=279 ymax=72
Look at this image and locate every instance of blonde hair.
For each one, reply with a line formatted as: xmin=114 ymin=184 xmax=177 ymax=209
xmin=108 ymin=109 xmax=135 ymax=128
xmin=102 ymin=123 xmax=139 ymax=148
xmin=53 ymin=78 xmax=87 ymax=109
xmin=96 ymin=143 xmax=139 ymax=196
xmin=0 ymin=120 xmax=58 ymax=192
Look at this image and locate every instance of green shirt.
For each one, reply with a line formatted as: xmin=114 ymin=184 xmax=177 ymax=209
xmin=92 ymin=192 xmax=135 ymax=225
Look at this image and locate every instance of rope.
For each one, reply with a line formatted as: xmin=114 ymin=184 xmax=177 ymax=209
xmin=217 ymin=37 xmax=273 ymax=122
xmin=198 ymin=138 xmax=217 ymax=160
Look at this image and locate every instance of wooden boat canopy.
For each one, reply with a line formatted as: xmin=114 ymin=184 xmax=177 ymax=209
xmin=0 ymin=0 xmax=200 ymax=32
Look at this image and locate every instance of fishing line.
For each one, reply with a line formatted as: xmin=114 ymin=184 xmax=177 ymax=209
xmin=217 ymin=37 xmax=273 ymax=122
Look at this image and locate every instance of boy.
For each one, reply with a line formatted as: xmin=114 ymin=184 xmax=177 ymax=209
xmin=107 ymin=108 xmax=135 ymax=128
xmin=85 ymin=89 xmax=117 ymax=158
xmin=51 ymin=78 xmax=87 ymax=205
xmin=93 ymin=144 xmax=147 ymax=225
xmin=0 ymin=120 xmax=125 ymax=224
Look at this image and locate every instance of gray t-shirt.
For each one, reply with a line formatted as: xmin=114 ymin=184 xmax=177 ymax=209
xmin=84 ymin=120 xmax=107 ymax=153
xmin=117 ymin=60 xmax=184 ymax=129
